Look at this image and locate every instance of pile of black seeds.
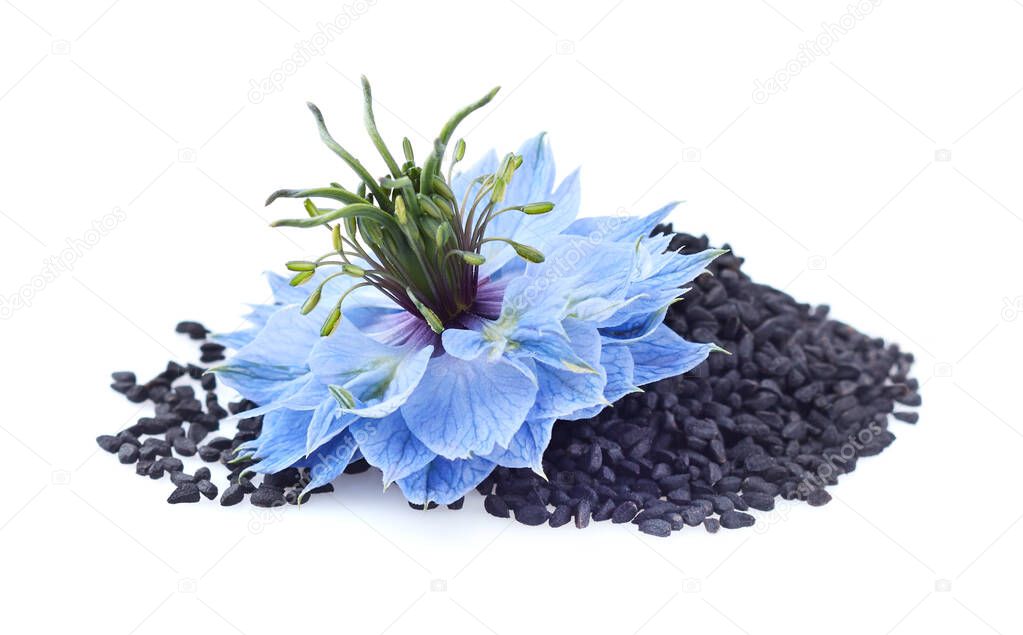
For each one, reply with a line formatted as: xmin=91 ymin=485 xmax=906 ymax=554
xmin=97 ymin=227 xmax=920 ymax=535
xmin=475 ymin=226 xmax=920 ymax=535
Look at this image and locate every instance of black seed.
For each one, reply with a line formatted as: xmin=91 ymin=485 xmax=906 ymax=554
xmin=574 ymin=500 xmax=591 ymax=529
xmin=220 ymin=484 xmax=244 ymax=506
xmin=704 ymin=518 xmax=720 ymax=533
xmin=110 ymin=381 xmax=133 ymax=394
xmin=172 ymin=437 xmax=197 ymax=456
xmin=447 ymin=497 xmax=464 ymax=510
xmin=720 ymin=511 xmax=756 ymax=529
xmin=638 ymin=519 xmax=672 ymax=537
xmin=894 ymin=411 xmax=918 ymax=424
xmin=96 ymin=435 xmax=122 ymax=453
xmin=741 ymin=491 xmax=775 ymax=511
xmin=196 ymin=480 xmax=218 ymax=500
xmin=175 ymin=321 xmax=209 ymax=340
xmin=807 ymin=489 xmax=832 ymax=506
xmin=170 ymin=472 xmax=194 ymax=486
xmin=111 ymin=371 xmax=136 ymax=384
xmin=168 ymin=483 xmax=201 ymax=504
xmin=205 ymin=436 xmax=232 ymax=451
xmin=483 ymin=494 xmax=510 ymax=518
xmin=200 ymin=374 xmax=216 ymax=391
xmin=250 ymin=486 xmax=285 ymax=508
xmin=549 ymin=505 xmax=572 ymax=527
xmin=125 ymin=385 xmax=148 ymax=403
xmin=515 ymin=505 xmax=549 ymax=526
xmin=266 ymin=468 xmax=301 ymax=488
xmin=117 ymin=444 xmax=139 ymax=464
xmin=198 ymin=445 xmax=220 ymax=462
xmin=194 ymin=467 xmax=211 ymax=482
xmin=157 ymin=457 xmax=183 ymax=472
xmin=612 ymin=501 xmax=639 ymax=524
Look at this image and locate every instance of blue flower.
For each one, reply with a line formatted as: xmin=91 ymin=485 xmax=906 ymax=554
xmin=213 ymin=81 xmax=723 ymax=505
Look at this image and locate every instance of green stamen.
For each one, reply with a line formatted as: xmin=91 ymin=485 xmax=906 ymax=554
xmin=268 ymin=79 xmax=553 ymax=335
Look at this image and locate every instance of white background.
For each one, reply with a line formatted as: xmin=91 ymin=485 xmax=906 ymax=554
xmin=1 ymin=1 xmax=1020 ymax=633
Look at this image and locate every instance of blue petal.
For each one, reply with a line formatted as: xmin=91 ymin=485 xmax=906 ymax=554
xmin=212 ymin=306 xmax=320 ymax=404
xmin=482 ymin=135 xmax=555 ymax=249
xmin=441 ymin=326 xmax=490 ymax=361
xmin=266 ymin=271 xmax=309 ymax=305
xmin=212 ymin=328 xmax=259 ymax=350
xmin=480 ymin=135 xmax=580 ymax=276
xmin=531 ymin=236 xmax=638 ymax=323
xmin=600 ymin=247 xmax=725 ymax=337
xmin=526 ymin=320 xmax=608 ymax=419
xmin=304 ymin=396 xmax=358 ymax=453
xmin=396 ymin=455 xmax=495 ymax=505
xmin=350 ymin=411 xmax=436 ymax=485
xmin=302 ymin=429 xmax=358 ymax=493
xmin=239 ymin=408 xmax=313 ymax=474
xmin=507 ymin=133 xmax=556 ymax=204
xmin=213 ymin=303 xmax=277 ymax=350
xmin=598 ymin=342 xmax=639 ymax=404
xmin=563 ymin=202 xmax=678 ymax=243
xmin=213 ymin=364 xmax=312 ymax=409
xmin=401 ymin=354 xmax=537 ymax=458
xmin=484 ymin=417 xmax=555 ymax=472
xmin=627 ymin=324 xmax=715 ymax=386
xmin=308 ymin=321 xmax=434 ymax=418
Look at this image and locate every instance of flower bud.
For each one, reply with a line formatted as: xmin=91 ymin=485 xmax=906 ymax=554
xmin=289 ymin=270 xmax=314 ymax=286
xmin=522 ymin=202 xmax=555 ymax=215
xmin=453 ymin=250 xmax=486 ymax=266
xmin=431 ymin=176 xmax=456 ymax=203
xmin=341 ymin=264 xmax=366 ymax=277
xmin=332 ymin=225 xmax=343 ymax=252
xmin=394 ymin=196 xmax=409 ymax=225
xmin=454 ymin=138 xmax=465 ymax=162
xmin=435 ymin=222 xmax=452 ymax=248
xmin=300 ymin=287 xmax=321 ymax=314
xmin=417 ymin=194 xmax=446 ymax=221
xmin=320 ymin=305 xmax=342 ymax=336
xmin=511 ymin=242 xmax=545 ymax=263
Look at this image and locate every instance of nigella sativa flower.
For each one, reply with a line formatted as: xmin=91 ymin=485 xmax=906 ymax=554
xmin=213 ymin=78 xmax=725 ymax=505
